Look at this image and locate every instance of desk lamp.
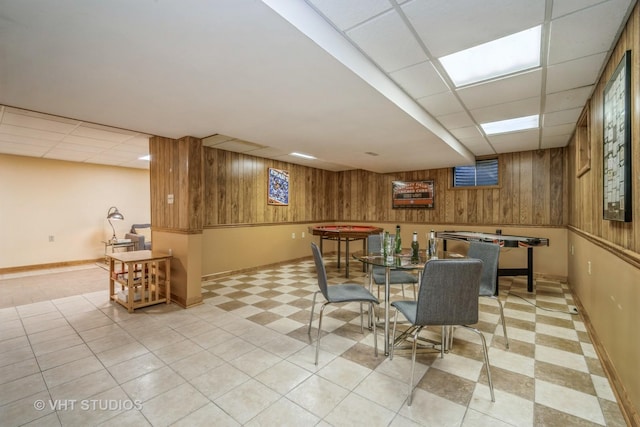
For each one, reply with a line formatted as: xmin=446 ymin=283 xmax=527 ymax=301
xmin=107 ymin=206 xmax=124 ymax=243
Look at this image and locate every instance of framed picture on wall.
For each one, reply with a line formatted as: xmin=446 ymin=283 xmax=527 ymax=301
xmin=392 ymin=180 xmax=434 ymax=208
xmin=603 ymin=50 xmax=632 ymax=222
xmin=268 ymin=167 xmax=289 ymax=206
xmin=576 ymin=106 xmax=591 ymax=178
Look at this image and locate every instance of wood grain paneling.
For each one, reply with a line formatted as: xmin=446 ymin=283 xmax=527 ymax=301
xmin=149 ymin=136 xmax=203 ymax=232
xmin=202 ymin=146 xmax=565 ymax=227
xmin=568 ymin=2 xmax=640 ymax=254
xmin=203 ymin=147 xmax=337 ymax=225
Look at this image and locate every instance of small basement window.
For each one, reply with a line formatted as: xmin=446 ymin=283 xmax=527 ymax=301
xmin=453 ymin=158 xmax=499 ymax=187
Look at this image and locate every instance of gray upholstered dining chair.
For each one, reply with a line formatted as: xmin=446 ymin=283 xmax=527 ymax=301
xmin=367 ymin=234 xmax=419 ymax=300
xmin=467 ymin=241 xmax=509 ymax=349
xmin=390 ymin=258 xmax=495 ymax=406
xmin=308 ymin=242 xmax=379 ymax=366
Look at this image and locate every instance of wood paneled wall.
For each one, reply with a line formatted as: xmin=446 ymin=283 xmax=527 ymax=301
xmin=202 ymin=146 xmax=565 ymax=227
xmin=567 ymin=2 xmax=640 ymax=253
xmin=203 ymin=148 xmax=337 ymax=225
xmin=150 ymin=136 xmax=204 ymax=232
xmin=338 ymin=149 xmax=565 ymax=226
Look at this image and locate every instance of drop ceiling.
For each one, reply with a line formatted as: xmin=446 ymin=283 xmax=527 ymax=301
xmin=0 ymin=0 xmax=634 ymax=173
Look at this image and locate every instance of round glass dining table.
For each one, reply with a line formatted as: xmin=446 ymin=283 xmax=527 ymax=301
xmin=352 ymin=249 xmax=434 ymax=355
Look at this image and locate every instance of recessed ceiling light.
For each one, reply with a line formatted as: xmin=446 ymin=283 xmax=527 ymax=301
xmin=139 ymin=155 xmax=151 ymax=161
xmin=481 ymin=115 xmax=539 ymax=135
xmin=290 ymin=152 xmax=316 ymax=159
xmin=439 ymin=26 xmax=541 ymax=87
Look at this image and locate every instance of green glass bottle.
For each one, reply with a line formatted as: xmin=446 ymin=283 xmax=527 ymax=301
xmin=395 ymin=225 xmax=402 ymax=254
xmin=411 ymin=231 xmax=419 ymax=263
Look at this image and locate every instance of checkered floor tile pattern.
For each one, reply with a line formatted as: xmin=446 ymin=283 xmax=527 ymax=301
xmin=0 ymin=256 xmax=627 ymax=426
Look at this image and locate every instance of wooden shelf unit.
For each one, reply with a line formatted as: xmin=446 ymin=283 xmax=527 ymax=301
xmin=107 ymin=250 xmax=172 ymax=313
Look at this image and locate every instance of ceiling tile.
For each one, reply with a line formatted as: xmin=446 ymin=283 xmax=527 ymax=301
xmin=470 ymin=97 xmax=540 ymax=124
xmin=44 ymin=150 xmax=94 ymax=162
xmin=71 ymin=123 xmax=138 ymax=142
xmin=459 ymin=136 xmax=496 ymax=157
xmin=62 ymin=135 xmax=120 ymax=148
xmin=54 ymin=142 xmax=104 ymax=153
xmin=543 ymin=108 xmax=583 ymax=127
xmin=436 ymin=111 xmax=475 ymax=129
xmin=346 ymin=9 xmax=428 ymax=72
xmin=0 ymin=141 xmax=49 ymax=157
xmin=457 ymin=70 xmax=542 ymax=110
xmin=545 ymin=86 xmax=593 ymax=113
xmin=450 ymin=126 xmax=483 ymax=140
xmin=307 ymin=0 xmax=391 ymax=30
xmin=552 ymin=0 xmax=603 ymax=18
xmin=548 ymin=1 xmax=632 ymax=64
xmin=542 ymin=123 xmax=575 ymax=137
xmin=541 ymin=133 xmax=572 ymax=148
xmin=389 ymin=61 xmax=448 ymax=98
xmin=2 ymin=110 xmax=78 ymax=133
xmin=418 ymin=91 xmax=463 ymax=117
xmin=402 ymin=0 xmax=545 ymax=57
xmin=0 ymin=123 xmax=66 ymax=141
xmin=488 ymin=129 xmax=540 ymax=153
xmin=546 ymin=52 xmax=607 ymax=93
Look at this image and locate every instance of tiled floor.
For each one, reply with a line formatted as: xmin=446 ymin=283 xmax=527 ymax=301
xmin=0 ymin=257 xmax=627 ymax=426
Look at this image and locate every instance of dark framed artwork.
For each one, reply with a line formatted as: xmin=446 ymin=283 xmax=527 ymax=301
xmin=603 ymin=50 xmax=632 ymax=222
xmin=392 ymin=180 xmax=434 ymax=208
xmin=267 ymin=167 xmax=289 ymax=206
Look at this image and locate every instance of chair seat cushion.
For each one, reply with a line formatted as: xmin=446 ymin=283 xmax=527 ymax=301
xmin=372 ymin=269 xmax=418 ymax=285
xmin=391 ymin=300 xmax=417 ymax=324
xmin=326 ymin=284 xmax=379 ymax=304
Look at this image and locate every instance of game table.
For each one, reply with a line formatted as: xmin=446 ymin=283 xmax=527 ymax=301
xmin=309 ymin=225 xmax=383 ymax=278
xmin=436 ymin=231 xmax=549 ymax=292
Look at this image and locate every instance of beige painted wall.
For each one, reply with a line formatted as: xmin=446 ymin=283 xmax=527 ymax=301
xmin=201 ymin=222 xmax=567 ymax=279
xmin=568 ymin=231 xmax=640 ymax=409
xmin=0 ymin=154 xmax=150 ymax=269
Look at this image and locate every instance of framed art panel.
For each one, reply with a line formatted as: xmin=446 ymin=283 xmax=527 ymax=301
xmin=392 ymin=180 xmax=434 ymax=208
xmin=268 ymin=167 xmax=289 ymax=206
xmin=603 ymin=50 xmax=632 ymax=222
xmin=576 ymin=106 xmax=591 ymax=178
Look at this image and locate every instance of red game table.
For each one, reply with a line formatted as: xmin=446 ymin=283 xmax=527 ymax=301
xmin=310 ymin=225 xmax=383 ymax=278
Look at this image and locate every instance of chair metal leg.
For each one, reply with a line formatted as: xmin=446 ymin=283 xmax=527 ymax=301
xmin=308 ymin=290 xmax=319 ymax=336
xmin=496 ymin=297 xmax=509 ymax=349
xmin=390 ymin=309 xmax=399 ymax=360
xmin=315 ymin=302 xmax=328 ymax=365
xmin=408 ymin=326 xmax=422 ymax=406
xmin=370 ymin=302 xmax=378 ymax=357
xmin=462 ymin=325 xmax=495 ymax=402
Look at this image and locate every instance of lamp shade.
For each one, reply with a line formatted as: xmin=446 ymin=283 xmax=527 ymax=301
xmin=107 ymin=206 xmax=124 ymax=242
xmin=107 ymin=207 xmax=124 ymax=221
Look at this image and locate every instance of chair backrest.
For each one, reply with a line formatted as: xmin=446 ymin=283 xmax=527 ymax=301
xmin=367 ymin=233 xmax=396 ymax=254
xmin=467 ymin=241 xmax=500 ymax=296
xmin=310 ymin=242 xmax=330 ymax=300
xmin=367 ymin=234 xmax=382 ymax=254
xmin=415 ymin=259 xmax=483 ymax=325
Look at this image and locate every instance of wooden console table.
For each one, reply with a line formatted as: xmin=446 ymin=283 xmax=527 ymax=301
xmin=106 ymin=250 xmax=172 ymax=313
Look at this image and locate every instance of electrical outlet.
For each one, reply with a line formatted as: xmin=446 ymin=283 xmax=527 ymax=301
xmin=48 ymin=235 xmax=55 ymax=242
xmin=302 ymin=231 xmax=305 ymax=238
xmin=587 ymin=261 xmax=591 ymax=275
xmin=570 ymin=244 xmax=574 ymax=255
xmin=291 ymin=232 xmax=295 ymax=239
xmin=167 ymin=194 xmax=174 ymax=204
